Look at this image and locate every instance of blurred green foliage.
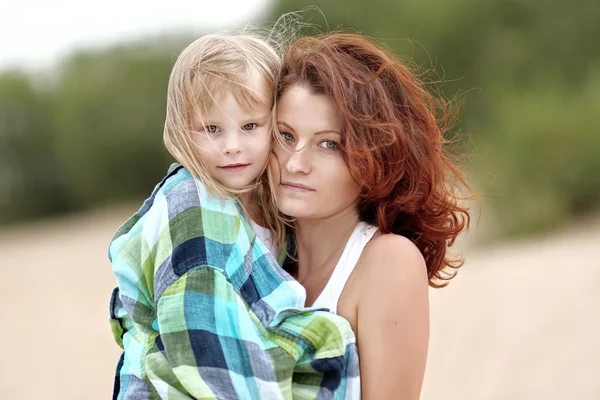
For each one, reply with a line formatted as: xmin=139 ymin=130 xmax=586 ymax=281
xmin=267 ymin=0 xmax=600 ymax=237
xmin=0 ymin=38 xmax=187 ymax=224
xmin=0 ymin=1 xmax=598 ymax=238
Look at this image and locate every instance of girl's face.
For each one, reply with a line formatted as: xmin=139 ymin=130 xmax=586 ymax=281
xmin=271 ymin=84 xmax=362 ymax=220
xmin=192 ymin=76 xmax=272 ymax=190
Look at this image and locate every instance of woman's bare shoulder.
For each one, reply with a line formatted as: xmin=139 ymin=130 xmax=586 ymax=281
xmin=339 ymin=233 xmax=428 ymax=332
xmin=357 ymin=233 xmax=427 ymax=281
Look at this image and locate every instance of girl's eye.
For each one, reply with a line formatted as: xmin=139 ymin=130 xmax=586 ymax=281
xmin=281 ymin=132 xmax=295 ymax=142
xmin=204 ymin=125 xmax=220 ymax=134
xmin=318 ymin=140 xmax=338 ymax=150
xmin=242 ymin=123 xmax=257 ymax=131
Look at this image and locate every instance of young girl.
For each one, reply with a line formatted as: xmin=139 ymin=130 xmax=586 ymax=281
xmin=271 ymin=32 xmax=471 ymax=399
xmin=109 ymin=32 xmax=360 ymax=399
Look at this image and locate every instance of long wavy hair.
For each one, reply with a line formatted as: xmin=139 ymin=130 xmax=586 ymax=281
xmin=277 ymin=32 xmax=471 ymax=287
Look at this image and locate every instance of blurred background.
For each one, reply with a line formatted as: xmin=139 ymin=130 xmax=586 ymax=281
xmin=0 ymin=0 xmax=598 ymax=399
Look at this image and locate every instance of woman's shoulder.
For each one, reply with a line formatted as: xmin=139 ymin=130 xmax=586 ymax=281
xmin=355 ymin=232 xmax=427 ymax=286
xmin=338 ymin=232 xmax=429 ymax=335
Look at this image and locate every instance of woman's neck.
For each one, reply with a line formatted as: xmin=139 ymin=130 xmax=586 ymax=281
xmin=294 ymin=205 xmax=360 ymax=281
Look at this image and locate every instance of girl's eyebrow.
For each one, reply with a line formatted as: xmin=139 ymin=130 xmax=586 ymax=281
xmin=248 ymin=114 xmax=269 ymax=121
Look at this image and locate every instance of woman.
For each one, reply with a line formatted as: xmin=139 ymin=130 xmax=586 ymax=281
xmin=271 ymin=32 xmax=470 ymax=399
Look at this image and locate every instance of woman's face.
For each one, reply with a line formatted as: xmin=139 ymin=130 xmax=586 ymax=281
xmin=271 ymin=84 xmax=362 ymax=220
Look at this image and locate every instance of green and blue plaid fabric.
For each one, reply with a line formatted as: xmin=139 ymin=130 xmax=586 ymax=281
xmin=109 ymin=164 xmax=360 ymax=399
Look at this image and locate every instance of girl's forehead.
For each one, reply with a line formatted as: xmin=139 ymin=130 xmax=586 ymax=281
xmin=192 ymin=78 xmax=272 ymax=115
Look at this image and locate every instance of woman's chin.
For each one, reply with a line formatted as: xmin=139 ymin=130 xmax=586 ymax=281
xmin=277 ymin=203 xmax=313 ymax=220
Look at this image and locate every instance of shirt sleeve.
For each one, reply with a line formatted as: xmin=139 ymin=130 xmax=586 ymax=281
xmin=108 ymin=165 xmax=266 ymax=399
xmin=108 ymin=165 xmax=186 ymax=399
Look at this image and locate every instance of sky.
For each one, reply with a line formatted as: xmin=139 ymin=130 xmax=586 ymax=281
xmin=0 ymin=0 xmax=272 ymax=71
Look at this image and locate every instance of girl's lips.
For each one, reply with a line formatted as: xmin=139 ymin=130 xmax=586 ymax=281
xmin=218 ymin=164 xmax=250 ymax=172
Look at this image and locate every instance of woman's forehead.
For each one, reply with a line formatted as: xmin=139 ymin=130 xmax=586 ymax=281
xmin=276 ymin=85 xmax=343 ymax=132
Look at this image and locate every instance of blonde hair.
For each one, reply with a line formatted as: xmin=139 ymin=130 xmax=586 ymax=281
xmin=163 ymin=28 xmax=286 ymax=247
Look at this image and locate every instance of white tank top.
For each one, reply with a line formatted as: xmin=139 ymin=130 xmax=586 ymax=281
xmin=311 ymin=221 xmax=379 ymax=314
xmin=250 ymin=220 xmax=278 ymax=257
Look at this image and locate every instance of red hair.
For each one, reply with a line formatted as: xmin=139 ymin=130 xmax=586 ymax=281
xmin=278 ymin=33 xmax=470 ymax=287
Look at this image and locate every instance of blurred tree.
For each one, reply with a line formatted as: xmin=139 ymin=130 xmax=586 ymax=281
xmin=0 ymin=35 xmax=196 ymax=225
xmin=0 ymin=73 xmax=70 ymax=223
xmin=50 ymin=42 xmax=176 ymax=209
xmin=2 ymin=3 xmax=599 ymax=238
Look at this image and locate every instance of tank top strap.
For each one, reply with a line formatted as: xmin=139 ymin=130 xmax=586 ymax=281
xmin=311 ymin=221 xmax=379 ymax=313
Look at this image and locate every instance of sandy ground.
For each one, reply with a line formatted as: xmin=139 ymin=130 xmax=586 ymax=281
xmin=0 ymin=206 xmax=598 ymax=399
xmin=422 ymin=221 xmax=600 ymax=400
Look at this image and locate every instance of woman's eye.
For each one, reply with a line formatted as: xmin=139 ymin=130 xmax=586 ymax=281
xmin=318 ymin=140 xmax=338 ymax=150
xmin=242 ymin=123 xmax=257 ymax=131
xmin=204 ymin=125 xmax=220 ymax=134
xmin=281 ymin=132 xmax=294 ymax=142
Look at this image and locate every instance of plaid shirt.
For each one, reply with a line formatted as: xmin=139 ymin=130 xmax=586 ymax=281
xmin=109 ymin=165 xmax=360 ymax=399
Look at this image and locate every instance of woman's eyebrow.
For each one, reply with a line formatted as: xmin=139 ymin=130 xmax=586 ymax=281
xmin=314 ymin=130 xmax=341 ymax=136
xmin=277 ymin=121 xmax=340 ymax=136
xmin=276 ymin=121 xmax=295 ymax=132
